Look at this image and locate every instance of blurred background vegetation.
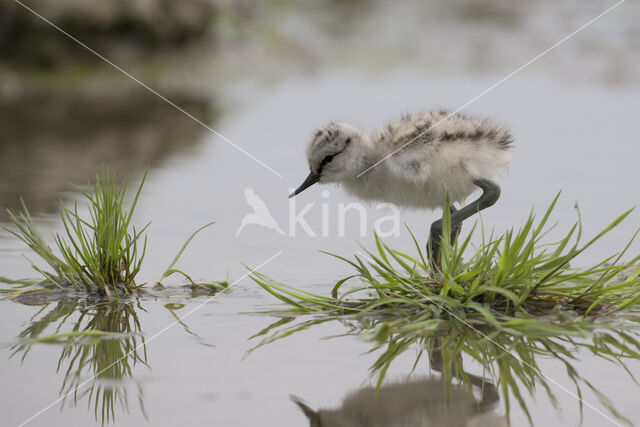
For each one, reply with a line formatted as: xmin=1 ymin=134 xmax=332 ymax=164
xmin=0 ymin=0 xmax=637 ymax=214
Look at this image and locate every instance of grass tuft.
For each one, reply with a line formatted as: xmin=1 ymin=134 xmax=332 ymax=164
xmin=251 ymin=193 xmax=640 ymax=333
xmin=3 ymin=168 xmax=222 ymax=297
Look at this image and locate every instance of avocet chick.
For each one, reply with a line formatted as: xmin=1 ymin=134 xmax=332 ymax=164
xmin=289 ymin=111 xmax=512 ymax=263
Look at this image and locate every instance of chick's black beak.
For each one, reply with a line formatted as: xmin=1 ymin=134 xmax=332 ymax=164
xmin=289 ymin=171 xmax=320 ymax=198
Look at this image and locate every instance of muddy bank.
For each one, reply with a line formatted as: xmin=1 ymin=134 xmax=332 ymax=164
xmin=0 ymin=0 xmax=216 ymax=67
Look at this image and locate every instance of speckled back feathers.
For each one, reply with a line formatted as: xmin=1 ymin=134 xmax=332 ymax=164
xmin=376 ymin=111 xmax=512 ymax=152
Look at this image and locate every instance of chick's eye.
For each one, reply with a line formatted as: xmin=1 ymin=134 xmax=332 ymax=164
xmin=321 ymin=154 xmax=335 ymax=166
xmin=345 ymin=137 xmax=352 ymax=144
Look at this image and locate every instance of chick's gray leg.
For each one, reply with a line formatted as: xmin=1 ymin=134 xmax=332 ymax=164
xmin=427 ymin=179 xmax=501 ymax=268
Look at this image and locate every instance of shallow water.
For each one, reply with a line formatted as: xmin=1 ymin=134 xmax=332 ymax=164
xmin=1 ymin=0 xmax=640 ymax=425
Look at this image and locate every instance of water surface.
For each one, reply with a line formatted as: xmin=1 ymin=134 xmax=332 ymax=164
xmin=1 ymin=0 xmax=640 ymax=425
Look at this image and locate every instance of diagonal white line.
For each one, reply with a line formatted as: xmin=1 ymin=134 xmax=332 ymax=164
xmin=17 ymin=251 xmax=283 ymax=426
xmin=357 ymin=0 xmax=626 ymax=178
xmin=404 ymin=282 xmax=622 ymax=426
xmin=12 ymin=0 xmax=283 ymax=178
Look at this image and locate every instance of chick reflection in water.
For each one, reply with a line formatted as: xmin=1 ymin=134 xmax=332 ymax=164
xmin=293 ymin=372 xmax=506 ymax=427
